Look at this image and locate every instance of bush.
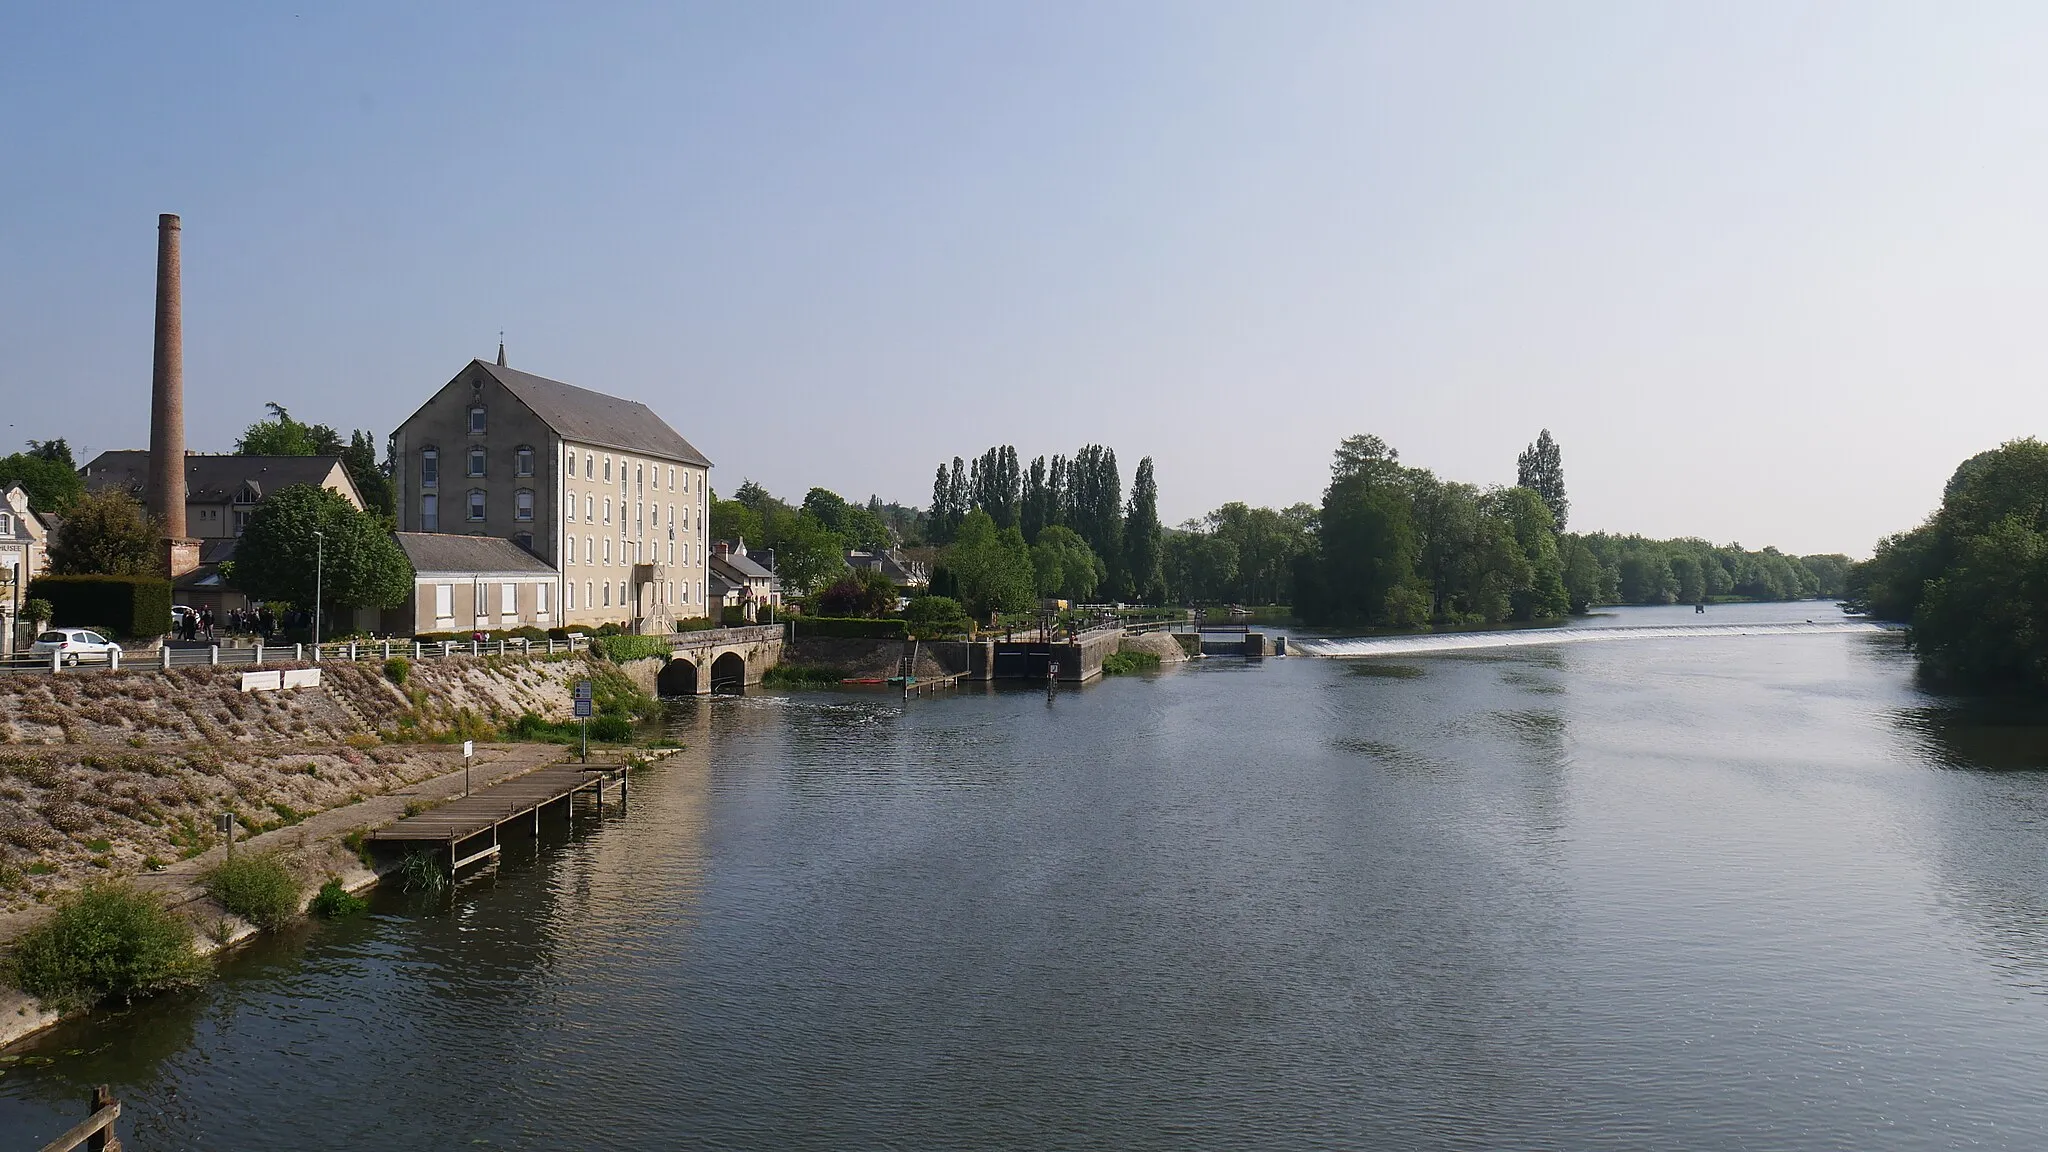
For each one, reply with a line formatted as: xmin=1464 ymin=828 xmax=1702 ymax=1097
xmin=1101 ymin=650 xmax=1163 ymax=675
xmin=675 ymin=616 xmax=720 ymax=632
xmin=903 ymin=595 xmax=972 ymax=638
xmin=28 ymin=574 xmax=173 ymax=639
xmin=762 ymin=664 xmax=851 ymax=687
xmin=309 ymin=878 xmax=368 ymax=919
xmin=793 ymin=616 xmax=909 ymax=640
xmin=721 ymin=606 xmax=749 ymax=625
xmin=383 ymin=656 xmax=410 ymax=686
xmin=203 ymin=852 xmax=302 ymax=931
xmin=5 ymin=881 xmax=206 ymax=1012
xmin=818 ymin=569 xmax=899 ymax=618
xmin=589 ymin=713 xmax=635 ymax=742
xmin=590 ymin=634 xmax=670 ymax=662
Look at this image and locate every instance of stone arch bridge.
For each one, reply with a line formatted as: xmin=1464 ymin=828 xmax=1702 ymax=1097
xmin=652 ymin=624 xmax=786 ymax=696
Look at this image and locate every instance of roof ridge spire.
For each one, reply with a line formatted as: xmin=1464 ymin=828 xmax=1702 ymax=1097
xmin=497 ymin=332 xmax=507 ymax=367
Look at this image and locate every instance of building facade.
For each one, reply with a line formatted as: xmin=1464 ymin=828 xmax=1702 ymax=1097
xmin=384 ymin=533 xmax=561 ymax=636
xmin=0 ymin=486 xmax=51 ymax=655
xmin=81 ymin=452 xmax=364 ymax=538
xmin=391 ymin=355 xmax=712 ymax=634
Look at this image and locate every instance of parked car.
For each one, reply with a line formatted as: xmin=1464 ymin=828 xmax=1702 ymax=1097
xmin=172 ymin=605 xmax=196 ymax=630
xmin=29 ymin=628 xmax=122 ymax=665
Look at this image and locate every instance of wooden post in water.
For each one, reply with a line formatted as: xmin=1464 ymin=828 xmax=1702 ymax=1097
xmin=87 ymin=1085 xmax=119 ymax=1151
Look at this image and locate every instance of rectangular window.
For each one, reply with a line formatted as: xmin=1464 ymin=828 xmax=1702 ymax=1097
xmin=468 ymin=490 xmax=486 ymax=521
xmin=474 ymin=580 xmax=488 ymax=622
xmin=603 ymin=538 xmax=611 ymax=564
xmin=603 ymin=582 xmax=611 ymax=607
xmin=501 ymin=582 xmax=517 ymax=616
xmin=516 ymin=490 xmax=534 ymax=521
xmin=585 ymin=536 xmax=593 ymax=564
xmin=603 ymin=457 xmax=611 ymax=481
xmin=667 ymin=540 xmax=674 ymax=565
xmin=434 ymin=584 xmax=453 ymax=620
xmin=421 ymin=449 xmax=439 ymax=487
xmin=537 ymin=583 xmax=551 ymax=618
xmin=469 ymin=406 xmax=486 ymax=434
xmin=604 ymin=497 xmax=612 ymax=523
xmin=585 ymin=581 xmax=592 ymax=609
xmin=566 ymin=582 xmax=575 ymax=611
xmin=516 ymin=447 xmax=534 ymax=476
xmin=668 ymin=467 xmax=675 ymax=490
xmin=422 ymin=494 xmax=438 ymax=531
xmin=636 ymin=464 xmax=643 ymax=493
xmin=468 ymin=448 xmax=486 ymax=477
xmin=567 ymin=452 xmax=576 ymax=478
xmin=566 ymin=491 xmax=576 ymax=522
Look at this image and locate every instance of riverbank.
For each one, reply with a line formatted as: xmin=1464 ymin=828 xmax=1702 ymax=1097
xmin=0 ymin=741 xmax=665 ymax=1050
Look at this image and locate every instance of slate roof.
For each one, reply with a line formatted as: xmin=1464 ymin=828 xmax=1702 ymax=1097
xmin=472 ymin=361 xmax=712 ymax=467
xmin=81 ymin=452 xmax=363 ymax=507
xmin=393 ymin=532 xmax=559 ymax=578
xmin=712 ymin=547 xmax=773 ymax=580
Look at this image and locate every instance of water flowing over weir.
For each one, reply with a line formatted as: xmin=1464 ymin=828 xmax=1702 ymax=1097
xmin=1292 ymin=618 xmax=1894 ymax=658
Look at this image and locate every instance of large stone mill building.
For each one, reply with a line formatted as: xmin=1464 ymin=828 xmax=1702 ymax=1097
xmin=391 ymin=352 xmax=712 ymax=634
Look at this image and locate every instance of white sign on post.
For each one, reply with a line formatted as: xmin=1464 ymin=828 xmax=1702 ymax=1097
xmin=462 ymin=740 xmax=474 ymax=758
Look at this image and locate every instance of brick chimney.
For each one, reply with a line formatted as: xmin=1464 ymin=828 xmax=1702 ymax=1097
xmin=149 ymin=214 xmax=199 ymax=578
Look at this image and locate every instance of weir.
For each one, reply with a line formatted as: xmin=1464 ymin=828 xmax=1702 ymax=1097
xmin=1291 ymin=619 xmax=1894 ymax=658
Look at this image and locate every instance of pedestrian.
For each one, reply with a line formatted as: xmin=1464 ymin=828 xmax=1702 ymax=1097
xmin=200 ymin=605 xmax=214 ymax=639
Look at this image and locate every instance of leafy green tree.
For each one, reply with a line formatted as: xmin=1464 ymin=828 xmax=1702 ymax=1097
xmin=48 ymin=489 xmax=159 ymax=575
xmin=802 ymin=487 xmax=890 ymax=550
xmin=903 ymin=594 xmax=971 ymax=637
xmin=710 ymin=491 xmax=765 ymax=546
xmin=770 ymin=510 xmax=847 ymax=598
xmin=1303 ymin=436 xmax=1417 ymax=625
xmin=0 ymin=447 xmax=85 ymax=515
xmin=345 ymin=430 xmax=395 ymax=520
xmin=1162 ymin=527 xmax=1239 ymax=603
xmin=232 ymin=485 xmax=410 ymax=614
xmin=1030 ymin=526 xmax=1101 ymax=601
xmin=970 ymin=446 xmax=1022 ymax=530
xmin=1515 ymin=429 xmax=1569 ymax=531
xmin=949 ymin=510 xmax=1035 ymax=619
xmin=236 ymin=402 xmax=346 ymax=456
xmin=1121 ymin=457 xmax=1163 ymax=602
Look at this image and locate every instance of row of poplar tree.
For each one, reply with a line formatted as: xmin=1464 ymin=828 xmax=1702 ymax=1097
xmin=926 ymin=445 xmax=1164 ymax=603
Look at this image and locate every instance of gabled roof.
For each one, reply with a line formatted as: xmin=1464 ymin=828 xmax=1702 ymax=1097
xmin=713 ymin=549 xmax=773 ymax=580
xmin=393 ymin=532 xmax=559 ymax=578
xmin=80 ymin=452 xmax=363 ymax=508
xmin=465 ymin=361 xmax=712 ymax=468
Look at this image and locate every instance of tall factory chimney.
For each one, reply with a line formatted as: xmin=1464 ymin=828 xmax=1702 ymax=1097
xmin=149 ymin=213 xmax=198 ymax=578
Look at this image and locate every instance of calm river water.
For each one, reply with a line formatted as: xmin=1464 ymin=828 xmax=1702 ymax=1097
xmin=6 ymin=603 xmax=2048 ymax=1149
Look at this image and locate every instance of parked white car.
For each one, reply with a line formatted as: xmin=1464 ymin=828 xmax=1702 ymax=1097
xmin=29 ymin=628 xmax=122 ymax=665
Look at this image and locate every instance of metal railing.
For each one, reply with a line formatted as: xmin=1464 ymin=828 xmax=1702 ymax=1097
xmin=0 ymin=634 xmax=594 ymax=677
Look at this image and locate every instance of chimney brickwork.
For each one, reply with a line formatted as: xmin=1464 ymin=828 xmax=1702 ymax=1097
xmin=149 ymin=213 xmax=199 ymax=578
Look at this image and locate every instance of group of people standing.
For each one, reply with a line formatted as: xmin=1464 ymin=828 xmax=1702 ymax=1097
xmin=174 ymin=604 xmax=281 ymax=643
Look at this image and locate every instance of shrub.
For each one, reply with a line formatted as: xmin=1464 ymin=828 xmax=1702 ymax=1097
xmin=27 ymin=574 xmax=173 ymax=639
xmin=5 ymin=881 xmax=206 ymax=1012
xmin=383 ymin=656 xmax=410 ymax=686
xmin=818 ymin=569 xmax=899 ymax=618
xmin=721 ymin=606 xmax=749 ymax=626
xmin=589 ymin=634 xmax=670 ymax=662
xmin=762 ymin=664 xmax=851 ymax=688
xmin=903 ymin=595 xmax=972 ymax=638
xmin=202 ymin=852 xmax=302 ymax=931
xmin=589 ymin=714 xmax=635 ymax=742
xmin=309 ymin=878 xmax=367 ymax=919
xmin=675 ymin=616 xmax=721 ymax=632
xmin=1101 ymin=650 xmax=1163 ymax=675
xmin=793 ymin=616 xmax=909 ymax=640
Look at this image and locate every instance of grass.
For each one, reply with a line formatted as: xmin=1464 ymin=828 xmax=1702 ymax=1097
xmin=397 ymin=850 xmax=448 ymax=894
xmin=762 ymin=664 xmax=853 ymax=688
xmin=201 ymin=852 xmax=302 ymax=931
xmin=341 ymin=829 xmax=374 ymax=869
xmin=1101 ymin=651 xmax=1163 ymax=675
xmin=309 ymin=878 xmax=367 ymax=919
xmin=5 ymin=881 xmax=207 ymax=1013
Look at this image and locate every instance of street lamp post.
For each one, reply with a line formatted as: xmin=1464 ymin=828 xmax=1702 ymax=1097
xmin=312 ymin=529 xmax=325 ymax=654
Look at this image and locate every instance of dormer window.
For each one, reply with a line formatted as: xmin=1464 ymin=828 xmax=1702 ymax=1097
xmin=469 ymin=406 xmax=486 ymax=434
xmin=421 ymin=447 xmax=439 ymax=487
xmin=233 ymin=483 xmax=260 ymax=506
xmin=516 ymin=446 xmax=535 ymax=476
xmin=468 ymin=447 xmax=486 ymax=477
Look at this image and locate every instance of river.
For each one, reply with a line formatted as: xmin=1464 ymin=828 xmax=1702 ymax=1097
xmin=5 ymin=602 xmax=2048 ymax=1149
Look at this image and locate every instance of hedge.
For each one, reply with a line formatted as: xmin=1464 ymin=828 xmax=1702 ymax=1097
xmin=28 ymin=575 xmax=173 ymax=639
xmin=589 ymin=634 xmax=672 ymax=662
xmin=793 ymin=616 xmax=909 ymax=640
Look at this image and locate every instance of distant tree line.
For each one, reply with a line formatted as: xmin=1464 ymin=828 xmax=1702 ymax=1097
xmin=1848 ymin=438 xmax=2048 ymax=690
xmin=1158 ymin=430 xmax=1847 ymax=627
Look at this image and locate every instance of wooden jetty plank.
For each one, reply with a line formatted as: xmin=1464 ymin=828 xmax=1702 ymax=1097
xmin=366 ymin=764 xmax=620 ymax=843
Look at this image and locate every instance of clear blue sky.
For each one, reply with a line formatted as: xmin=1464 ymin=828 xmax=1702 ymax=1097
xmin=7 ymin=3 xmax=2048 ymax=555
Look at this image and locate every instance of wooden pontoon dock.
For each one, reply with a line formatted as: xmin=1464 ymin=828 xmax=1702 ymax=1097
xmin=365 ymin=762 xmax=630 ymax=871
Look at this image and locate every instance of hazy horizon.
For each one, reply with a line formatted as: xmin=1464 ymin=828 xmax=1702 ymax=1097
xmin=9 ymin=4 xmax=2048 ymax=556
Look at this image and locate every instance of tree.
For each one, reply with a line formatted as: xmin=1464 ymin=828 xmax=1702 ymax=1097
xmin=817 ymin=568 xmax=898 ymax=618
xmin=770 ymin=510 xmax=847 ymax=598
xmin=345 ymin=430 xmax=395 ymax=520
xmin=1021 ymin=456 xmax=1052 ymax=543
xmin=48 ymin=489 xmax=159 ymax=576
xmin=1122 ymin=457 xmax=1163 ymax=603
xmin=949 ymin=510 xmax=1035 ymax=619
xmin=232 ymin=485 xmax=410 ymax=614
xmin=710 ymin=493 xmax=765 ymax=548
xmin=236 ymin=402 xmax=345 ymax=456
xmin=0 ymin=445 xmax=85 ymax=514
xmin=1302 ymin=436 xmax=1417 ymax=625
xmin=21 ymin=597 xmax=52 ymax=632
xmin=1516 ymin=429 xmax=1569 ymax=531
xmin=803 ymin=487 xmax=890 ymax=550
xmin=1067 ymin=445 xmax=1123 ymax=593
xmin=1029 ymin=525 xmax=1101 ymax=601
xmin=903 ymin=594 xmax=971 ymax=637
